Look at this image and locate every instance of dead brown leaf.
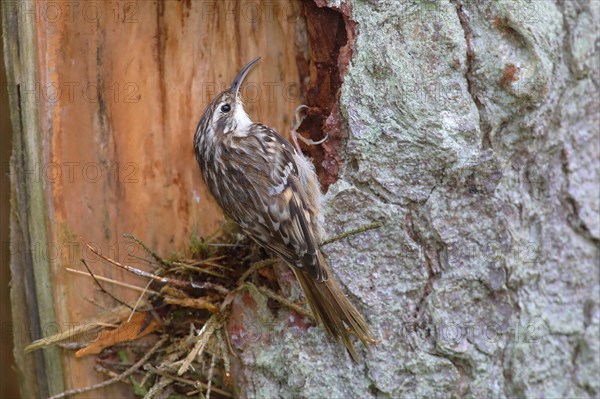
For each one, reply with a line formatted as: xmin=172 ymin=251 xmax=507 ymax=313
xmin=75 ymin=312 xmax=160 ymax=357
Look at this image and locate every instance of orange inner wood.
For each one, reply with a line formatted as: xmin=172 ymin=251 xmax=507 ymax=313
xmin=34 ymin=0 xmax=304 ymax=395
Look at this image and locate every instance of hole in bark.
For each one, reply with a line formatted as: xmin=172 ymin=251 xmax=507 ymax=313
xmin=296 ymin=0 xmax=358 ymax=191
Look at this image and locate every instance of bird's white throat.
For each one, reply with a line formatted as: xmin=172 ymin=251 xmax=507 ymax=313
xmin=233 ymin=103 xmax=252 ymax=134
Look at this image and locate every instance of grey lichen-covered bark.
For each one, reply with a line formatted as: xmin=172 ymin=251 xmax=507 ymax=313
xmin=236 ymin=1 xmax=599 ymax=397
xmin=2 ymin=2 xmax=65 ymax=397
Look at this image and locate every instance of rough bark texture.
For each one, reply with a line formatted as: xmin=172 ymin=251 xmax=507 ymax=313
xmin=234 ymin=1 xmax=600 ymax=398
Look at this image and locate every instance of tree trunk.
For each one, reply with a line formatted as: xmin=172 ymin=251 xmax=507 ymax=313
xmin=3 ymin=0 xmax=598 ymax=398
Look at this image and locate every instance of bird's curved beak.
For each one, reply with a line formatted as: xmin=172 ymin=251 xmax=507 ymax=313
xmin=230 ymin=57 xmax=261 ymax=96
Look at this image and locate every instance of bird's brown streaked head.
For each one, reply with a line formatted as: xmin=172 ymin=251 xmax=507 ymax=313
xmin=194 ymin=57 xmax=261 ymax=147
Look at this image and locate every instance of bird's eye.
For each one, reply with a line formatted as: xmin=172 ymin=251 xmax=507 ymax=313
xmin=221 ymin=104 xmax=231 ymax=113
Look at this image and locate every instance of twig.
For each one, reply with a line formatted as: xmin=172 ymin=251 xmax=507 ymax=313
xmin=127 ymin=253 xmax=156 ymax=265
xmin=82 ymin=239 xmax=216 ymax=292
xmin=250 ymin=283 xmax=313 ymax=319
xmin=236 ymin=258 xmax=278 ymax=285
xmin=195 ymin=260 xmax=234 ymax=271
xmin=82 ymin=239 xmax=171 ymax=282
xmin=223 ymin=324 xmax=238 ymax=359
xmin=183 ymin=255 xmax=228 ymax=267
xmin=124 ymin=233 xmax=171 ymax=268
xmin=143 ymin=376 xmax=173 ymax=399
xmin=66 ymin=268 xmax=159 ymax=295
xmin=162 ymin=295 xmax=219 ymax=313
xmin=162 ymin=286 xmax=219 ymax=313
xmin=128 ymin=278 xmax=155 ymax=323
xmin=144 ymin=366 xmax=233 ymax=398
xmin=189 ymin=280 xmax=230 ymax=295
xmin=47 ymin=335 xmax=168 ymax=399
xmin=216 ymin=329 xmax=231 ymax=377
xmin=320 ymin=221 xmax=384 ymax=247
xmin=178 ymin=315 xmax=219 ymax=376
xmin=171 ymin=262 xmax=225 ymax=278
xmin=205 ymin=351 xmax=216 ymax=399
xmin=81 ymin=259 xmax=133 ymax=310
xmin=93 ymin=364 xmax=122 ymax=379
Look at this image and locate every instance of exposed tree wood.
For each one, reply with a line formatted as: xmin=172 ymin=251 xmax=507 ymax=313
xmin=4 ymin=0 xmax=304 ymax=397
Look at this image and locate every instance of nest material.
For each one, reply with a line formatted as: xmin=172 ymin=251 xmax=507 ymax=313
xmin=26 ymin=220 xmax=382 ymax=399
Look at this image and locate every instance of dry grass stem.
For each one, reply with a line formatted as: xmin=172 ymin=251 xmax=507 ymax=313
xmin=66 ymin=268 xmax=159 ymax=295
xmin=178 ymin=314 xmax=220 ymax=376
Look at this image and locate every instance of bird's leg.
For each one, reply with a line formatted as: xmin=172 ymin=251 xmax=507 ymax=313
xmin=290 ymin=105 xmax=308 ymax=153
xmin=290 ymin=105 xmax=328 ymax=154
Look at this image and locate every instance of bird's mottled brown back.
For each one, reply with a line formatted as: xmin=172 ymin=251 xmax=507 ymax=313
xmin=194 ymin=93 xmax=327 ymax=281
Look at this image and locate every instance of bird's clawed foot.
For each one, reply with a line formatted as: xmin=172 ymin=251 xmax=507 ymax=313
xmin=292 ymin=105 xmax=309 ymax=132
xmin=290 ymin=105 xmax=328 ymax=153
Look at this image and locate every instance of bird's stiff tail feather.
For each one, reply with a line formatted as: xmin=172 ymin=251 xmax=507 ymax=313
xmin=292 ymin=255 xmax=376 ymax=360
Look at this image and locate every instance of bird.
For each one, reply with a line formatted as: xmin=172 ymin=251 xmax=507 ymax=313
xmin=193 ymin=56 xmax=375 ymax=359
